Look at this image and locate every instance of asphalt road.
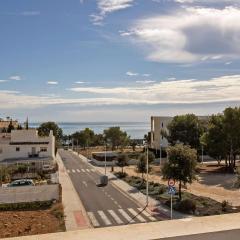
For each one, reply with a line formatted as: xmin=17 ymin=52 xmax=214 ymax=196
xmin=59 ymin=149 xmax=162 ymax=228
xmin=164 ymin=229 xmax=240 ymax=240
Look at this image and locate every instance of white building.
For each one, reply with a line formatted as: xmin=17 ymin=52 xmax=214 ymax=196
xmin=150 ymin=116 xmax=173 ymax=150
xmin=0 ymin=129 xmax=55 ymax=163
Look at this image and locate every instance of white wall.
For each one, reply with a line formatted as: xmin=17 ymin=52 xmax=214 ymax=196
xmin=0 ymin=129 xmax=55 ymax=162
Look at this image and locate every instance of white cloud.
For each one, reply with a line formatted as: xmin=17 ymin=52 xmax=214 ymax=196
xmin=225 ymin=61 xmax=232 ymax=65
xmin=142 ymin=73 xmax=151 ymax=77
xmin=75 ymin=81 xmax=86 ymax=84
xmin=47 ymin=81 xmax=58 ymax=85
xmin=174 ymin=0 xmax=240 ymax=3
xmin=2 ymin=74 xmax=240 ymax=110
xmin=126 ymin=71 xmax=138 ymax=76
xmin=9 ymin=75 xmax=21 ymax=81
xmin=90 ymin=0 xmax=134 ymax=25
xmin=21 ymin=11 xmax=40 ymax=16
xmin=68 ymin=75 xmax=240 ymax=104
xmin=167 ymin=77 xmax=177 ymax=81
xmin=121 ymin=7 xmax=240 ymax=63
xmin=136 ymin=80 xmax=156 ymax=84
xmin=0 ymin=80 xmax=8 ymax=83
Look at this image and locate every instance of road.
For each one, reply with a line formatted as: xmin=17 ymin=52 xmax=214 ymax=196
xmin=59 ymin=149 xmax=162 ymax=228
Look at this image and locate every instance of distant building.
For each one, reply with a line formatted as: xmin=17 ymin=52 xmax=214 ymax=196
xmin=0 ymin=129 xmax=55 ymax=163
xmin=150 ymin=115 xmax=208 ymax=151
xmin=0 ymin=119 xmax=19 ymax=133
xmin=150 ymin=116 xmax=172 ymax=150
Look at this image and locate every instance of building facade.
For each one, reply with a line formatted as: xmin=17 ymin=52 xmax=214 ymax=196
xmin=150 ymin=116 xmax=173 ymax=150
xmin=0 ymin=129 xmax=55 ymax=162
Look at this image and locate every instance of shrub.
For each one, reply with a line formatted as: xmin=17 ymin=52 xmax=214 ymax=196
xmin=176 ymin=199 xmax=196 ymax=214
xmin=114 ymin=171 xmax=127 ymax=179
xmin=0 ymin=201 xmax=53 ymax=211
xmin=50 ymin=203 xmax=65 ymax=220
xmin=221 ymin=200 xmax=229 ymax=212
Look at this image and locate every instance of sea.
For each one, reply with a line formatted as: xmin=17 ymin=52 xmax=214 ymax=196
xmin=30 ymin=122 xmax=150 ymax=139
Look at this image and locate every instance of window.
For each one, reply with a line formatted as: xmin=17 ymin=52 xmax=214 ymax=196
xmin=40 ymin=147 xmax=47 ymax=152
xmin=16 ymin=147 xmax=20 ymax=152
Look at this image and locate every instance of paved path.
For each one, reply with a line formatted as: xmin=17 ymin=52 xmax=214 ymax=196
xmin=58 ymin=149 xmax=162 ymax=228
xmin=56 ymin=153 xmax=91 ymax=231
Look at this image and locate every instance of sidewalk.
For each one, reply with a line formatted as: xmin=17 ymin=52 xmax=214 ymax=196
xmin=75 ymin=152 xmax=187 ymax=220
xmin=56 ymin=153 xmax=91 ymax=231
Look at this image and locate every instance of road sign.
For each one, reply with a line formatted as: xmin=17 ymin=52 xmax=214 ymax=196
xmin=168 ymin=186 xmax=176 ymax=195
xmin=168 ymin=179 xmax=175 ymax=187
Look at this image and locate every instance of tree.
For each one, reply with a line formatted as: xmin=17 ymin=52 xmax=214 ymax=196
xmin=116 ymin=153 xmax=129 ymax=174
xmin=162 ymin=144 xmax=197 ymax=200
xmin=7 ymin=120 xmax=15 ymax=133
xmin=164 ymin=114 xmax=204 ymax=153
xmin=104 ymin=127 xmax=130 ymax=150
xmin=38 ymin=122 xmax=63 ymax=144
xmin=72 ymin=128 xmax=95 ymax=149
xmin=136 ymin=151 xmax=155 ymax=181
xmin=130 ymin=140 xmax=137 ymax=151
xmin=200 ymin=115 xmax=227 ymax=166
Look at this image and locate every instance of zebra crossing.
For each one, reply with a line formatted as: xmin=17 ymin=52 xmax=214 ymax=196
xmin=87 ymin=208 xmax=157 ymax=227
xmin=67 ymin=168 xmax=96 ymax=173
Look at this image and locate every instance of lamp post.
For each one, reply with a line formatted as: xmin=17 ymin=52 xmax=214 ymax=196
xmin=145 ymin=143 xmax=149 ymax=207
xmin=160 ymin=143 xmax=162 ymax=166
xmin=104 ymin=142 xmax=107 ymax=176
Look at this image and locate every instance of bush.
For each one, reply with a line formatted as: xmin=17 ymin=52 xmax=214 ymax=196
xmin=114 ymin=171 xmax=127 ymax=179
xmin=221 ymin=200 xmax=229 ymax=212
xmin=0 ymin=201 xmax=53 ymax=211
xmin=175 ymin=199 xmax=196 ymax=214
xmin=50 ymin=203 xmax=65 ymax=220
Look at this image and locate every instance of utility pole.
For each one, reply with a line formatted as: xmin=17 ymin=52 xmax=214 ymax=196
xmin=104 ymin=142 xmax=107 ymax=176
xmin=146 ymin=145 xmax=149 ymax=206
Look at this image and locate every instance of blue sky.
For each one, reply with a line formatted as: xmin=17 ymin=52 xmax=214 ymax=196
xmin=1 ymin=0 xmax=240 ymax=122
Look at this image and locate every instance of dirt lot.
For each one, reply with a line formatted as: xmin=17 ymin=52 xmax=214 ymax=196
xmin=0 ymin=204 xmax=65 ymax=239
xmin=112 ymin=162 xmax=240 ymax=206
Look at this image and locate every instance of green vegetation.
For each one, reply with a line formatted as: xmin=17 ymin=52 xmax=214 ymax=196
xmin=201 ymin=107 xmax=240 ymax=171
xmin=0 ymin=201 xmax=54 ymax=211
xmin=116 ymin=174 xmax=238 ymax=216
xmin=104 ymin=127 xmax=130 ymax=150
xmin=162 ymin=144 xmax=197 ymax=200
xmin=116 ymin=153 xmax=129 ymax=174
xmin=38 ymin=122 xmax=63 ymax=144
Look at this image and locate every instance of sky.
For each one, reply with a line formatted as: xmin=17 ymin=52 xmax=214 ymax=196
xmin=1 ymin=0 xmax=240 ymax=122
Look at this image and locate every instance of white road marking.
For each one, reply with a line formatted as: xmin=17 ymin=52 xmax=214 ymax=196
xmin=118 ymin=209 xmax=135 ymax=223
xmin=137 ymin=208 xmax=157 ymax=221
xmin=98 ymin=211 xmax=112 ymax=225
xmin=82 ymin=181 xmax=87 ymax=187
xmin=86 ymin=169 xmax=90 ymax=172
xmin=87 ymin=212 xmax=100 ymax=227
xmin=108 ymin=210 xmax=123 ymax=224
xmin=128 ymin=208 xmax=146 ymax=222
xmin=72 ymin=169 xmax=76 ymax=173
xmin=77 ymin=169 xmax=80 ymax=173
xmin=81 ymin=169 xmax=86 ymax=172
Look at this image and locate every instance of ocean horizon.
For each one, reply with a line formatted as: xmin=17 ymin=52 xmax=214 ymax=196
xmin=30 ymin=122 xmax=150 ymax=139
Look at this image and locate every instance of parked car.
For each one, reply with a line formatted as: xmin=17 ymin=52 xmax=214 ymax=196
xmin=7 ymin=179 xmax=35 ymax=187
